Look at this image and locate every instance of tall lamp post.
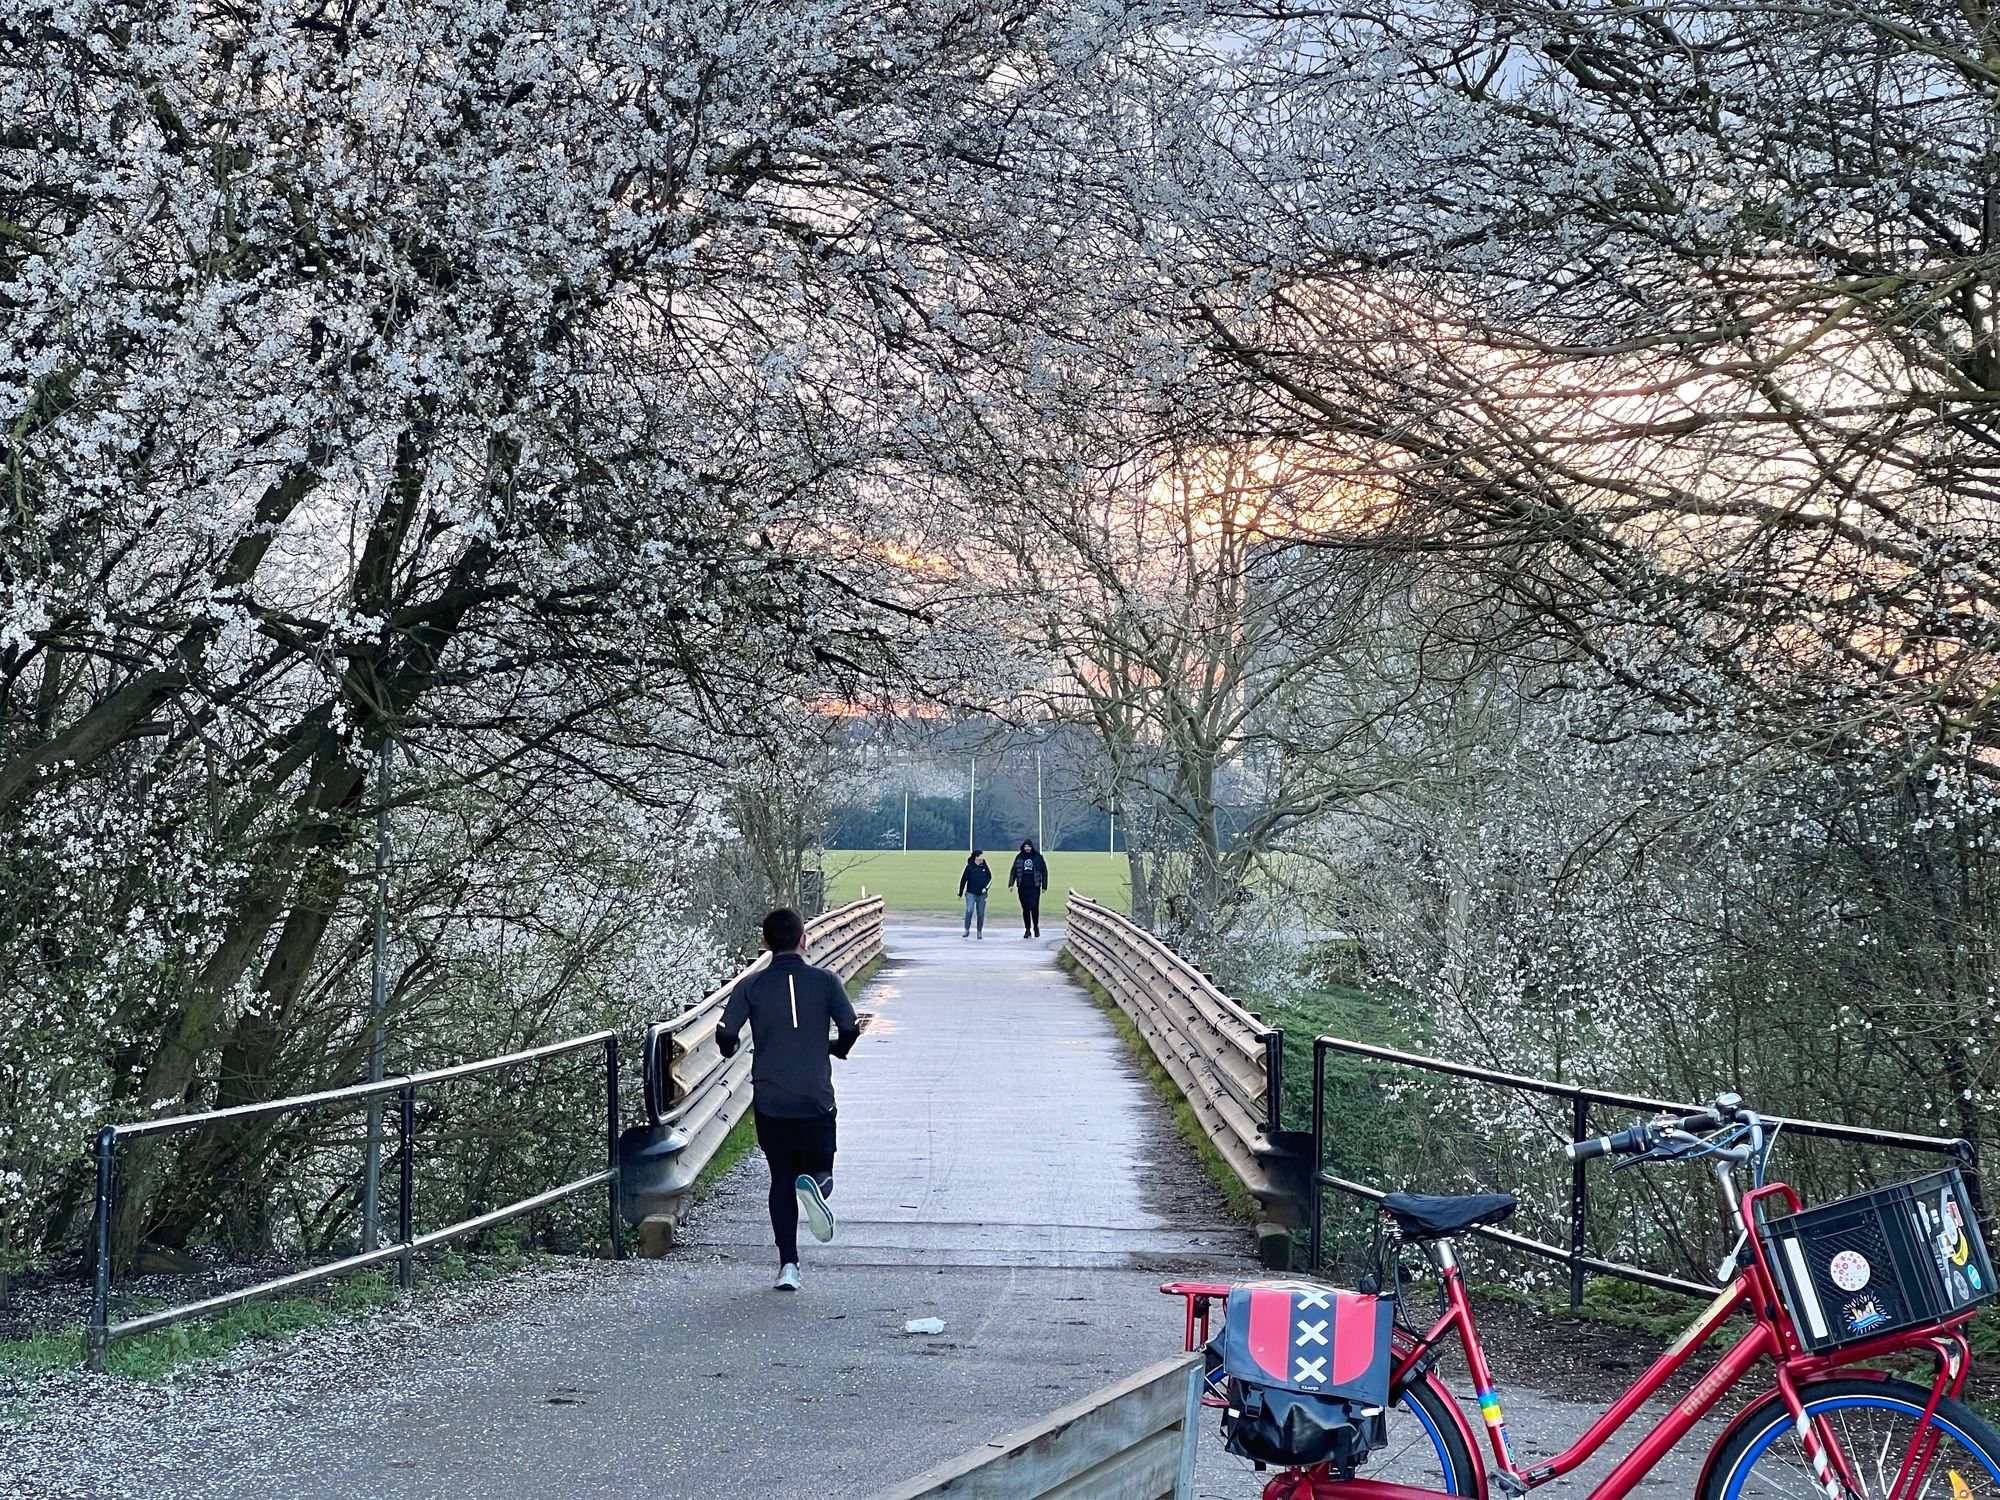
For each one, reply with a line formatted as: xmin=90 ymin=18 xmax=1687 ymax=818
xmin=967 ymin=757 xmax=977 ymax=852
xmin=362 ymin=735 xmax=392 ymax=1252
xmin=1036 ymin=748 xmax=1044 ymax=850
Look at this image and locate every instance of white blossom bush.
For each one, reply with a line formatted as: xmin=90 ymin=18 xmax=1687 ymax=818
xmin=0 ymin=0 xmax=1160 ymax=1274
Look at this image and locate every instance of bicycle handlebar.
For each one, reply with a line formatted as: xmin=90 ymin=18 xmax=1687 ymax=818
xmin=1565 ymin=1122 xmax=1658 ymax=1162
xmin=1563 ymin=1096 xmax=1750 ymax=1162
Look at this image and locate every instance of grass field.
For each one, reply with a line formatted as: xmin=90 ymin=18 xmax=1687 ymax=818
xmin=824 ymin=849 xmax=1130 ymax=917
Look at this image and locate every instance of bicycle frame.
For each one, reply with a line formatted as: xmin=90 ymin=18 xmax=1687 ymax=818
xmin=1169 ymin=1172 xmax=1981 ymax=1500
xmin=1393 ymin=1181 xmax=1976 ymax=1500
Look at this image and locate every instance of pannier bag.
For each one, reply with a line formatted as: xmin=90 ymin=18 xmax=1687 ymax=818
xmin=1210 ymin=1280 xmax=1394 ymax=1473
xmin=1761 ymin=1167 xmax=1994 ymax=1354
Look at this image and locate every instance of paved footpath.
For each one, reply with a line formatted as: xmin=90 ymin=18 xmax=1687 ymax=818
xmin=5 ymin=921 xmax=1712 ymax=1500
xmin=7 ymin=923 xmax=1249 ymax=1499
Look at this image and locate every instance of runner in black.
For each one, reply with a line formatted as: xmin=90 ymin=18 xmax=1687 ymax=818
xmin=715 ymin=907 xmax=861 ymax=1290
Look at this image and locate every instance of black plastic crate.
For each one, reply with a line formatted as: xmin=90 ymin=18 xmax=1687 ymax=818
xmin=1761 ymin=1168 xmax=1993 ymax=1352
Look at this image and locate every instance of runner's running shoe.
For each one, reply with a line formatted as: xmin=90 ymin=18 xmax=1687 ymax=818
xmin=796 ymin=1173 xmax=836 ymax=1244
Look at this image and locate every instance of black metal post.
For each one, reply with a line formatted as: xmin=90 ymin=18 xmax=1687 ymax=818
xmin=1569 ymin=1096 xmax=1589 ymax=1310
xmin=88 ymin=1126 xmax=116 ymax=1372
xmin=363 ymin=736 xmax=393 ymax=1251
xmin=1955 ymin=1137 xmax=1983 ymax=1217
xmin=1264 ymin=1030 xmax=1285 ymax=1136
xmin=1309 ymin=1041 xmax=1328 ymax=1273
xmin=605 ymin=1036 xmax=623 ymax=1260
xmin=397 ymin=1084 xmax=416 ymax=1290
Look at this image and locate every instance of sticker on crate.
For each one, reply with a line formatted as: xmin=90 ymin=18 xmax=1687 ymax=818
xmin=1830 ymin=1250 xmax=1871 ymax=1291
xmin=1914 ymin=1184 xmax=1981 ymax=1306
xmin=1844 ymin=1296 xmax=1889 ymax=1335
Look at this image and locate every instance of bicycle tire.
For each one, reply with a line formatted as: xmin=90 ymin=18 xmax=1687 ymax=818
xmin=1701 ymin=1376 xmax=2000 ymax=1500
xmin=1367 ymin=1376 xmax=1480 ymax=1496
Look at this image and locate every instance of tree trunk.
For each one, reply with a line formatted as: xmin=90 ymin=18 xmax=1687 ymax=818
xmin=1126 ymin=846 xmax=1156 ymax=931
xmin=110 ymin=759 xmax=365 ymax=1269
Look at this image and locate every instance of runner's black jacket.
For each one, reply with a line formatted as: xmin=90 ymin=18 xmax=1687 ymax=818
xmin=715 ymin=952 xmax=860 ymax=1118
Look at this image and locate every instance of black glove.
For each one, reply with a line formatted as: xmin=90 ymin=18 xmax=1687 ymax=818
xmin=831 ymin=1027 xmax=860 ymax=1060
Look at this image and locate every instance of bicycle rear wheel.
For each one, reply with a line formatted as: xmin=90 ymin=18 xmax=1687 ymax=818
xmin=1360 ymin=1377 xmax=1479 ymax=1495
xmin=1702 ymin=1377 xmax=2000 ymax=1500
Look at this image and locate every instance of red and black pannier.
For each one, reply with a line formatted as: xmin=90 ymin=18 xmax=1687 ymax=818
xmin=1210 ymin=1280 xmax=1395 ymax=1474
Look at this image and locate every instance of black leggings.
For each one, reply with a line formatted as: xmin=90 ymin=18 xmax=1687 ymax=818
xmin=1019 ymin=886 xmax=1041 ymax=935
xmin=754 ymin=1108 xmax=836 ymax=1266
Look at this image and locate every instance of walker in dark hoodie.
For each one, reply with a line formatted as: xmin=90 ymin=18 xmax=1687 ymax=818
xmin=958 ymin=850 xmax=992 ymax=938
xmin=716 ymin=907 xmax=861 ymax=1290
xmin=1008 ymin=840 xmax=1049 ymax=938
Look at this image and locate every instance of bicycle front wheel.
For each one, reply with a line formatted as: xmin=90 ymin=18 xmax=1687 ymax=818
xmin=1703 ymin=1377 xmax=2000 ymax=1500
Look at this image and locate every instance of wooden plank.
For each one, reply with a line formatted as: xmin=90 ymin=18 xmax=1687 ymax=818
xmin=1091 ymin=958 xmax=1273 ymax=1197
xmin=871 ymin=1354 xmax=1200 ymax=1500
xmin=1175 ymin=1352 xmax=1202 ymax=1500
xmin=1039 ymin=1428 xmax=1184 ymax=1500
xmin=1075 ymin=899 xmax=1268 ymax=1045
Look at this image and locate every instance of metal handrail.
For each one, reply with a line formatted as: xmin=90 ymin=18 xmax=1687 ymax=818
xmin=1069 ymin=895 xmax=1271 ymax=1059
xmin=1308 ymin=1034 xmax=1978 ymax=1305
xmin=1314 ymin=1036 xmax=1975 ymax=1159
xmin=1314 ymin=1169 xmax=1715 ymax=1299
xmin=87 ymin=1032 xmax=622 ymax=1369
xmin=105 ymin=1030 xmax=620 ymax=1141
xmin=1062 ymin=894 xmax=1295 ymax=1235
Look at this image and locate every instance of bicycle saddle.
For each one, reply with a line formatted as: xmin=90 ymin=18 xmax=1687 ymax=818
xmin=1379 ymin=1191 xmax=1518 ymax=1239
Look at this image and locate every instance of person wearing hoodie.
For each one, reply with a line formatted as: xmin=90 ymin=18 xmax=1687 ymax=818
xmin=958 ymin=849 xmax=992 ymax=938
xmin=715 ymin=906 xmax=861 ymax=1291
xmin=1008 ymin=839 xmax=1049 ymax=938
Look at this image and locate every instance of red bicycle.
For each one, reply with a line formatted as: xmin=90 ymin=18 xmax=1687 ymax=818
xmin=1167 ymin=1094 xmax=1997 ymax=1500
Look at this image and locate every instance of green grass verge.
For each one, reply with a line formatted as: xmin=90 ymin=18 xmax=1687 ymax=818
xmin=843 ymin=953 xmax=886 ymax=999
xmin=825 ymin=849 xmax=1130 ymax=917
xmin=691 ymin=1112 xmax=759 ymax=1200
xmin=1 ymin=1202 xmax=582 ymax=1388
xmin=0 ymin=1267 xmax=406 ymax=1385
xmin=1264 ymin=982 xmax=1402 ymax=1135
xmin=1057 ymin=949 xmax=1257 ymax=1223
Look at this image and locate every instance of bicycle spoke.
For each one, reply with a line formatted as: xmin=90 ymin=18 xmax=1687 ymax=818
xmin=1829 ymin=1408 xmax=1887 ymax=1498
xmin=1732 ymin=1399 xmax=2000 ymax=1500
xmin=1359 ymin=1400 xmax=1454 ymax=1487
xmin=1870 ymin=1419 xmax=1894 ymax=1498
